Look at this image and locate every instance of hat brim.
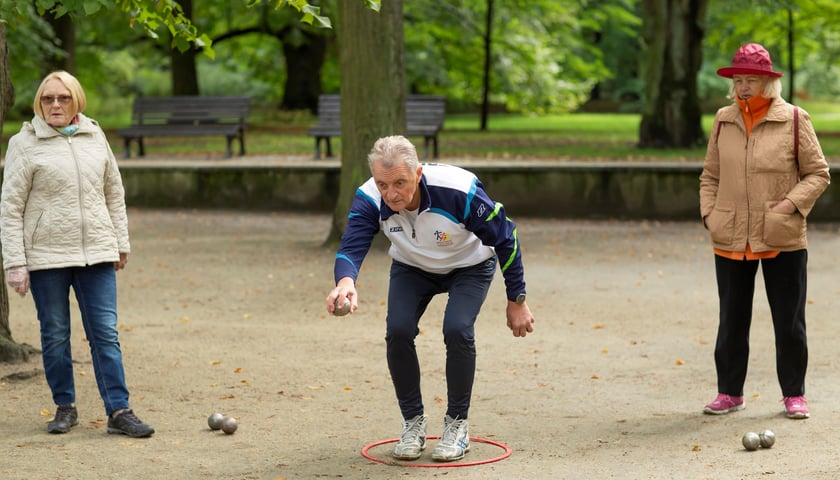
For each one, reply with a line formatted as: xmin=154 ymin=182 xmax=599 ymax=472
xmin=717 ymin=67 xmax=783 ymax=78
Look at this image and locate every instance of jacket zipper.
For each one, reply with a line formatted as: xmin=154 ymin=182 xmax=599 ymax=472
xmin=68 ymin=136 xmax=90 ymax=264
xmin=742 ymin=101 xmax=751 ymax=253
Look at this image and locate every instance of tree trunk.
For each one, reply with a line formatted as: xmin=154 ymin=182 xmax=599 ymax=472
xmin=281 ymin=31 xmax=327 ymax=114
xmin=479 ymin=0 xmax=493 ymax=131
xmin=170 ymin=0 xmax=199 ymax=95
xmin=45 ymin=10 xmax=76 ymax=74
xmin=171 ymin=48 xmax=199 ymax=95
xmin=0 ymin=21 xmax=37 ymax=363
xmin=638 ymin=0 xmax=708 ymax=148
xmin=325 ymin=0 xmax=405 ymax=245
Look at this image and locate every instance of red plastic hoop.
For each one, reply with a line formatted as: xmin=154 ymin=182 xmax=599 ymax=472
xmin=361 ymin=435 xmax=512 ymax=468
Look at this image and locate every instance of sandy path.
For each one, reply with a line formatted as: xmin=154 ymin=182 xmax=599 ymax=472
xmin=2 ymin=210 xmax=838 ymax=479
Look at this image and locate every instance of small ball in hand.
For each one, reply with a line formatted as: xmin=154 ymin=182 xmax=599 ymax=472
xmin=334 ymin=298 xmax=351 ymax=316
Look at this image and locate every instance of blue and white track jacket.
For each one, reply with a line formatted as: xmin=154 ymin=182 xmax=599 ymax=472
xmin=334 ymin=163 xmax=526 ymax=302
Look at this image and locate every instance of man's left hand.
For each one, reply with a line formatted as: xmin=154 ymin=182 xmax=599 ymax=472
xmin=506 ymin=301 xmax=535 ymax=338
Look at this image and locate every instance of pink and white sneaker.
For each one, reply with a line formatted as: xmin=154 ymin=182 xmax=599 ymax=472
xmin=703 ymin=393 xmax=745 ymax=415
xmin=783 ymin=396 xmax=810 ymax=419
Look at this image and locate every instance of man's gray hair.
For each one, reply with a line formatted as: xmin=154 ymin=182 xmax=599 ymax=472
xmin=368 ymin=135 xmax=420 ymax=171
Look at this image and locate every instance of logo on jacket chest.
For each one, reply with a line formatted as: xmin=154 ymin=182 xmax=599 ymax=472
xmin=434 ymin=230 xmax=452 ymax=247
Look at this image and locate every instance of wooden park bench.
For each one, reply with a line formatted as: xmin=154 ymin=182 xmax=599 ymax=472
xmin=117 ymin=96 xmax=251 ymax=158
xmin=307 ymin=94 xmax=446 ymax=159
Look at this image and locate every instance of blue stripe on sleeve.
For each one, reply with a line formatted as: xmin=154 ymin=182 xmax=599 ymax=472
xmin=358 ymin=187 xmax=378 ymax=209
xmin=334 ymin=253 xmax=358 ymax=277
xmin=463 ymin=179 xmax=477 ymax=221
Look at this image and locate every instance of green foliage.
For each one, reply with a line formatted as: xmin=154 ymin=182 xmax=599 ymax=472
xmin=263 ymin=0 xmax=346 ymax=28
xmin=4 ymin=0 xmax=840 ymax=123
xmin=404 ymin=0 xmax=633 ymax=114
xmin=704 ymin=0 xmax=840 ymax=100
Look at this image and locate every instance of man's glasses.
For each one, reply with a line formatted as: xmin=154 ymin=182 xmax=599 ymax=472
xmin=41 ymin=95 xmax=72 ymax=106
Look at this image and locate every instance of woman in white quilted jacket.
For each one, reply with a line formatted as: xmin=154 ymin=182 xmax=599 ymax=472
xmin=1 ymin=71 xmax=154 ymax=438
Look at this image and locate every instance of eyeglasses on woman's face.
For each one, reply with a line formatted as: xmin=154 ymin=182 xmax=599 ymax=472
xmin=41 ymin=95 xmax=72 ymax=106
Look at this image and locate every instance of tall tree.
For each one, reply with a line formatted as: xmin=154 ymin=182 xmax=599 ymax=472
xmin=280 ymin=28 xmax=327 ymax=112
xmin=44 ymin=8 xmax=75 ymax=74
xmin=479 ymin=0 xmax=493 ymax=130
xmin=0 ymin=19 xmax=35 ymax=362
xmin=206 ymin=1 xmax=334 ymax=113
xmin=638 ymin=0 xmax=708 ymax=148
xmin=326 ymin=0 xmax=402 ymax=244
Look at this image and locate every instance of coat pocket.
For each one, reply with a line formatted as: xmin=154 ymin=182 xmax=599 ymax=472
xmin=706 ymin=201 xmax=736 ymax=245
xmin=763 ymin=210 xmax=803 ymax=248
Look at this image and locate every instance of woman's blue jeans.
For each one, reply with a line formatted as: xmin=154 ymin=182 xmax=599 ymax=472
xmin=29 ymin=263 xmax=130 ymax=416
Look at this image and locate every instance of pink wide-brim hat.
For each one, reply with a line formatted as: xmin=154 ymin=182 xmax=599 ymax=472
xmin=717 ymin=43 xmax=783 ymax=78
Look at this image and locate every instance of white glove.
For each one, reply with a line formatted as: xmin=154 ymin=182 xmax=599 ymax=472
xmin=6 ymin=266 xmax=30 ymax=297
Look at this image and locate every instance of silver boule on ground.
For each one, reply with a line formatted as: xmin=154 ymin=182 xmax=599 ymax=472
xmin=742 ymin=432 xmax=760 ymax=451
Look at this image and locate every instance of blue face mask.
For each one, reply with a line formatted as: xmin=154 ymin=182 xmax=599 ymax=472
xmin=57 ymin=124 xmax=79 ymax=136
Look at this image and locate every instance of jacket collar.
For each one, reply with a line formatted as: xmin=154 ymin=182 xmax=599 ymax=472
xmin=718 ymin=97 xmax=791 ymax=125
xmin=379 ymin=172 xmax=430 ymax=221
xmin=30 ymin=113 xmax=98 ymax=139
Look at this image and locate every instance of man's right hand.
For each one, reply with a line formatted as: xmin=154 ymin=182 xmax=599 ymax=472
xmin=326 ymin=277 xmax=358 ymax=316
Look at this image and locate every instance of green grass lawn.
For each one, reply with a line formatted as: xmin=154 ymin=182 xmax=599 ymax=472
xmin=4 ymin=100 xmax=840 ymax=161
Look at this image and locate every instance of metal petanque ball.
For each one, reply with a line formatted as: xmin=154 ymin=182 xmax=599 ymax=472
xmin=759 ymin=429 xmax=776 ymax=448
xmin=742 ymin=432 xmax=760 ymax=451
xmin=208 ymin=412 xmax=224 ymax=430
xmin=221 ymin=416 xmax=238 ymax=435
xmin=334 ymin=298 xmax=351 ymax=316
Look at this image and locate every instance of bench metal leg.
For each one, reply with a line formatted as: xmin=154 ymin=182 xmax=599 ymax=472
xmin=225 ymin=137 xmax=233 ymax=158
xmin=325 ymin=138 xmax=333 ymax=158
xmin=138 ymin=138 xmax=145 ymax=157
xmin=432 ymin=136 xmax=439 ymax=159
xmin=314 ymin=138 xmax=322 ymax=159
xmin=238 ymin=132 xmax=246 ymax=156
xmin=123 ymin=138 xmax=132 ymax=159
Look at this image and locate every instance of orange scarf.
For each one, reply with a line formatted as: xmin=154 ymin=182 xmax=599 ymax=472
xmin=714 ymin=94 xmax=779 ymax=261
xmin=736 ymin=94 xmax=771 ymax=137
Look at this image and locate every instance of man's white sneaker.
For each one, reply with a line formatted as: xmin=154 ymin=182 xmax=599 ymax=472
xmin=431 ymin=415 xmax=470 ymax=462
xmin=392 ymin=415 xmax=426 ymax=460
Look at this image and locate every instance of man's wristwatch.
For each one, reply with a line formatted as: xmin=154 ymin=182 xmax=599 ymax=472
xmin=515 ymin=293 xmax=526 ymax=305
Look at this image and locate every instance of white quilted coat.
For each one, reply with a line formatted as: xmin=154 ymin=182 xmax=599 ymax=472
xmin=1 ymin=113 xmax=129 ymax=272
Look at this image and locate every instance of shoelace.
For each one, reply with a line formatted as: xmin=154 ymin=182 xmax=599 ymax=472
xmin=440 ymin=418 xmax=466 ymax=445
xmin=116 ymin=410 xmax=142 ymax=425
xmin=55 ymin=405 xmax=75 ymax=421
xmin=401 ymin=417 xmax=424 ymax=443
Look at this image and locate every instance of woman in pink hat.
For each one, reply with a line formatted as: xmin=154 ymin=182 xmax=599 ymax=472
xmin=699 ymin=43 xmax=830 ymax=419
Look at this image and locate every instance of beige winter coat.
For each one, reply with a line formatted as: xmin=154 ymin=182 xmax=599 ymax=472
xmin=1 ymin=113 xmax=129 ymax=271
xmin=699 ymin=98 xmax=830 ymax=253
